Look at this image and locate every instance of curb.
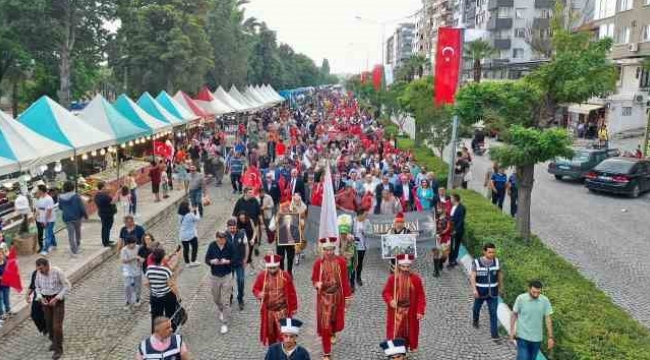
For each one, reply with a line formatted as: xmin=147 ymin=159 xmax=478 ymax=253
xmin=457 ymin=244 xmax=547 ymax=360
xmin=0 ymin=193 xmax=187 ymax=338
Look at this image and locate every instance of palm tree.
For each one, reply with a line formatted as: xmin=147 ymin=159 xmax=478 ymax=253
xmin=465 ymin=39 xmax=497 ymax=83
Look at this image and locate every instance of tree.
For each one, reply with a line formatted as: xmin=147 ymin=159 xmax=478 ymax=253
xmin=395 ymin=55 xmax=427 ymax=82
xmin=464 ymin=39 xmax=497 ymax=83
xmin=382 ymin=81 xmax=409 ymax=133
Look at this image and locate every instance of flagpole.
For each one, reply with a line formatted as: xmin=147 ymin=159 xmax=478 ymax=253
xmin=393 ymin=256 xmax=398 ymax=339
xmin=446 ymin=27 xmax=465 ymax=191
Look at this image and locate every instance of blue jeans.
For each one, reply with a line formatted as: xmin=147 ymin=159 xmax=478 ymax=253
xmin=0 ymin=286 xmax=10 ymax=315
xmin=472 ymin=295 xmax=499 ymax=337
xmin=516 ymin=338 xmax=542 ymax=360
xmin=189 ymin=188 xmax=203 ymax=217
xmin=232 ymin=265 xmax=245 ymax=305
xmin=43 ymin=222 xmax=57 ymax=252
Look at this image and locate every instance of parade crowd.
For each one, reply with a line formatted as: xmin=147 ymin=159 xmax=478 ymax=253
xmin=8 ymin=88 xmax=554 ymax=360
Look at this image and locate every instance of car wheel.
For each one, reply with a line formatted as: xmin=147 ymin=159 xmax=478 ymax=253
xmin=631 ymin=184 xmax=640 ymax=198
xmin=554 ymin=175 xmax=563 ymax=180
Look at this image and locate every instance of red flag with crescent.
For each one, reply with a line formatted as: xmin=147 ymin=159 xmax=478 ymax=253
xmin=372 ymin=65 xmax=383 ymax=91
xmin=2 ymin=246 xmax=23 ymax=292
xmin=434 ymin=27 xmax=462 ymax=106
xmin=241 ymin=166 xmax=262 ymax=195
xmin=153 ymin=141 xmax=172 ymax=158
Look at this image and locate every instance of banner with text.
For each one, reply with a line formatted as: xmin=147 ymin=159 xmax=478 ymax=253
xmin=305 ymin=205 xmax=436 ymax=243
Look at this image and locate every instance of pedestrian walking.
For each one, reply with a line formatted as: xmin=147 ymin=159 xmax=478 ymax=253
xmin=379 ymin=338 xmax=407 ymax=360
xmin=226 ymin=219 xmax=248 ymax=310
xmin=137 ymin=316 xmax=190 ymax=360
xmin=353 ymin=209 xmax=369 ymax=287
xmin=338 ymin=217 xmax=357 ymax=293
xmin=470 ymin=243 xmax=503 ymax=340
xmin=0 ymin=246 xmax=11 ymax=321
xmin=187 ymin=165 xmax=206 ymax=217
xmin=228 ymin=152 xmax=245 ymax=194
xmin=57 ymin=180 xmax=88 ymax=256
xmin=448 ymin=194 xmax=466 ymax=267
xmin=510 ymin=280 xmax=555 ymax=360
xmin=177 ymin=201 xmax=200 ymax=267
xmin=252 ymin=254 xmax=298 ymax=346
xmin=34 ymin=258 xmax=71 ymax=360
xmin=382 ymin=254 xmax=426 ymax=352
xmin=118 ymin=214 xmax=146 ymax=251
xmin=148 ymin=160 xmax=162 ymax=202
xmin=35 ymin=184 xmax=57 ymax=256
xmin=264 ymin=318 xmax=311 ymax=360
xmin=237 ymin=211 xmax=259 ymax=271
xmin=127 ymin=171 xmax=138 ymax=215
xmin=490 ymin=166 xmax=507 ymax=209
xmin=118 ymin=185 xmax=133 ymax=216
xmin=484 ymin=162 xmax=496 ymax=199
xmin=94 ymin=181 xmax=117 ymax=247
xmin=145 ymin=248 xmax=179 ymax=333
xmin=205 ymin=231 xmax=235 ymax=334
xmin=120 ymin=236 xmax=142 ymax=310
xmin=508 ymin=171 xmax=518 ymax=217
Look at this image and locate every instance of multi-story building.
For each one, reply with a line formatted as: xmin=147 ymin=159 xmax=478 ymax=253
xmin=385 ymin=23 xmax=416 ymax=69
xmin=565 ymin=0 xmax=650 ymax=135
xmin=385 ymin=35 xmax=396 ymax=66
xmin=430 ymin=0 xmax=455 ymax=68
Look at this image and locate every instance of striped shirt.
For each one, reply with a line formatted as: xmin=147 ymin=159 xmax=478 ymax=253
xmin=35 ymin=266 xmax=71 ymax=300
xmin=145 ymin=265 xmax=172 ymax=298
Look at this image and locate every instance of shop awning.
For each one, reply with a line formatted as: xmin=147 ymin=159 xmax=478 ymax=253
xmin=567 ymin=103 xmax=603 ymax=115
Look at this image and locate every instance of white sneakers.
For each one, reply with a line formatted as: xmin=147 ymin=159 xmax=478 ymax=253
xmin=220 ymin=324 xmax=228 ymax=334
xmin=219 ymin=312 xmax=224 ymax=321
xmin=186 ymin=262 xmax=201 ymax=268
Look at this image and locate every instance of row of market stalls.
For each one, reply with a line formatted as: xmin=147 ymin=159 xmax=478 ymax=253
xmin=0 ymin=84 xmax=285 ymax=233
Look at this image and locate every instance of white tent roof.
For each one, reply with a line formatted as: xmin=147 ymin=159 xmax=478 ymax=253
xmin=214 ymin=87 xmax=249 ymax=112
xmin=113 ymin=95 xmax=173 ymax=134
xmin=18 ymin=96 xmax=114 ymax=154
xmin=229 ymin=86 xmax=263 ymax=110
xmin=80 ymin=95 xmax=150 ymax=143
xmin=194 ymin=87 xmax=235 ymax=115
xmin=137 ymin=92 xmax=185 ymax=126
xmin=263 ymin=84 xmax=285 ymax=102
xmin=253 ymin=85 xmax=276 ymax=103
xmin=0 ymin=110 xmax=73 ymax=175
xmin=245 ymin=86 xmax=273 ymax=106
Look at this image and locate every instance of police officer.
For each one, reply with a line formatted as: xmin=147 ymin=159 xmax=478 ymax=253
xmin=137 ymin=316 xmax=190 ymax=360
xmin=470 ymin=243 xmax=503 ymax=341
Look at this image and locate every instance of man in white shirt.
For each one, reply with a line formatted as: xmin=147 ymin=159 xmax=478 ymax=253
xmin=35 ymin=184 xmax=57 ymax=255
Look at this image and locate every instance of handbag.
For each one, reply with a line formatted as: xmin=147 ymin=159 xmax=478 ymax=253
xmin=268 ymin=216 xmax=277 ymax=231
xmin=172 ymin=302 xmax=188 ymax=327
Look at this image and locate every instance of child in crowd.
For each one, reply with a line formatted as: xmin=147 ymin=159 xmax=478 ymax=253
xmin=118 ymin=185 xmax=132 ymax=216
xmin=120 ymin=236 xmax=142 ymax=310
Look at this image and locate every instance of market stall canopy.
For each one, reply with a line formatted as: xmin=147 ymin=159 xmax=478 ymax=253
xmin=214 ymin=86 xmax=249 ymax=112
xmin=138 ymin=92 xmax=185 ymax=126
xmin=156 ymin=91 xmax=200 ymax=123
xmin=194 ymin=87 xmax=235 ymax=115
xmin=18 ymin=96 xmax=114 ymax=154
xmin=0 ymin=110 xmax=72 ymax=175
xmin=114 ymin=94 xmax=172 ymax=134
xmin=263 ymin=84 xmax=285 ymax=102
xmin=241 ymin=86 xmax=267 ymax=107
xmin=258 ymin=85 xmax=278 ymax=102
xmin=229 ymin=86 xmax=261 ymax=110
xmin=252 ymin=85 xmax=276 ymax=104
xmin=173 ymin=91 xmax=211 ymax=118
xmin=567 ymin=103 xmax=603 ymax=115
xmin=245 ymin=86 xmax=273 ymax=106
xmin=80 ymin=95 xmax=150 ymax=144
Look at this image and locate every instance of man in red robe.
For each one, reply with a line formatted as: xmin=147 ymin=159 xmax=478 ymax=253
xmin=253 ymin=254 xmax=299 ymax=346
xmin=311 ymin=238 xmax=353 ymax=359
xmin=382 ymin=253 xmax=426 ymax=352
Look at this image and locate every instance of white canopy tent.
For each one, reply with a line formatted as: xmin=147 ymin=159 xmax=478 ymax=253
xmin=214 ymin=87 xmax=249 ymax=112
xmin=229 ymin=86 xmax=263 ymax=110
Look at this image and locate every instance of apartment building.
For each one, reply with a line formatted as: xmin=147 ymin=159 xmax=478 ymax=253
xmin=385 ymin=23 xmax=416 ymax=69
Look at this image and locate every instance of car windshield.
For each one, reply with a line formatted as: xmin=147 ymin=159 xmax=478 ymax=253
xmin=594 ymin=159 xmax=635 ymax=173
xmin=557 ymin=150 xmax=590 ymax=163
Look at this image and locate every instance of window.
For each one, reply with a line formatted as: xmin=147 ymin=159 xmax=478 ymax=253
xmin=498 ymin=7 xmax=512 ymax=18
xmin=622 ymin=107 xmax=633 ymax=116
xmin=512 ymin=48 xmax=524 ymax=58
xmin=539 ymin=9 xmax=552 ymax=18
xmin=595 ymin=0 xmax=617 ymax=19
xmin=642 ymin=25 xmax=650 ymax=42
xmin=616 ymin=27 xmax=630 ymax=43
xmin=515 ymin=28 xmax=526 ymax=38
xmin=599 ymin=23 xmax=615 ymax=39
xmin=640 ymin=69 xmax=650 ymax=88
xmin=494 ymin=29 xmax=510 ymax=39
xmin=618 ymin=0 xmax=632 ymax=11
xmin=515 ymin=8 xmax=525 ymax=18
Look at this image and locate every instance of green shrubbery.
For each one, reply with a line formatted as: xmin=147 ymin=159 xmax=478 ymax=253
xmin=399 ymin=140 xmax=650 ymax=359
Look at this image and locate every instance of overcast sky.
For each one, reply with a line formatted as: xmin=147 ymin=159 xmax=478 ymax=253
xmin=244 ymin=0 xmax=422 ymax=74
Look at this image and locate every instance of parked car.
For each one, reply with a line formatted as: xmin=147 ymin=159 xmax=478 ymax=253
xmin=548 ymin=148 xmax=620 ymax=180
xmin=584 ymin=158 xmax=650 ymax=197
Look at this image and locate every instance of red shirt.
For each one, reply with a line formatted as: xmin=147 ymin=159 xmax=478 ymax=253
xmin=149 ymin=167 xmax=162 ymax=184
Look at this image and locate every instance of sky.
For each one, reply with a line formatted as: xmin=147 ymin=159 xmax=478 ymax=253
xmin=244 ymin=0 xmax=423 ymax=75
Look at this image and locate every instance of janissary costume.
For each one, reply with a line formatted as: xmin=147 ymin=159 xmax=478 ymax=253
xmin=253 ymin=254 xmax=299 ymax=346
xmin=382 ymin=253 xmax=426 ymax=352
xmin=311 ymin=237 xmax=353 ymax=359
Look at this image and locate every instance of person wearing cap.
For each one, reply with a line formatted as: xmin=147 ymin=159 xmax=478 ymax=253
xmin=379 ymin=338 xmax=407 ymax=360
xmin=264 ymin=318 xmax=311 ymax=360
xmin=311 ymin=237 xmax=353 ymax=360
xmin=382 ymin=253 xmax=426 ymax=353
xmin=253 ymin=254 xmax=298 ymax=346
xmin=205 ymin=230 xmax=236 ymax=334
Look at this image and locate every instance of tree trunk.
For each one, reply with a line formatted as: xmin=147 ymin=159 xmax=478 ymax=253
xmin=11 ymin=78 xmax=19 ymax=118
xmin=58 ymin=47 xmax=71 ymax=108
xmin=473 ymin=60 xmax=482 ymax=83
xmin=515 ymin=164 xmax=535 ymax=242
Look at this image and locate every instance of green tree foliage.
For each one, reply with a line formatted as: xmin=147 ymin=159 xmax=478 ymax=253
xmin=464 ymin=39 xmax=496 ymax=83
xmin=395 ymin=55 xmax=427 ymax=82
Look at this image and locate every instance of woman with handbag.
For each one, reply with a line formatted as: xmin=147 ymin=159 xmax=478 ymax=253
xmin=145 ymin=248 xmax=180 ymax=333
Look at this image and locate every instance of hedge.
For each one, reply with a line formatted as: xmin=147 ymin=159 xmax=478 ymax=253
xmin=398 ymin=140 xmax=650 ymax=359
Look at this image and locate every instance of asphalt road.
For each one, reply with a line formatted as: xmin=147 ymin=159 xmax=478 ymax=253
xmin=457 ymin=136 xmax=650 ymax=328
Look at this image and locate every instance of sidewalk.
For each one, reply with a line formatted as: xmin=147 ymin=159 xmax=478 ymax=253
xmin=0 ymin=182 xmax=188 ymax=337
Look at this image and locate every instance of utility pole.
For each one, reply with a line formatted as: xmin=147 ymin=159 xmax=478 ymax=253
xmin=446 ymin=28 xmax=466 ymax=190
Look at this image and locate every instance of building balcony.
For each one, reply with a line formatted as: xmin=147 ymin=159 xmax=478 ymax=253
xmin=488 ymin=0 xmax=514 ymax=10
xmin=487 ymin=17 xmax=513 ymax=30
xmin=493 ymin=38 xmax=512 ymax=49
xmin=534 ymin=0 xmax=552 ymax=8
xmin=532 ymin=17 xmax=550 ymax=28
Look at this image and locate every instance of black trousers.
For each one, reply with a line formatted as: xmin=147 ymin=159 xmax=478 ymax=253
xmin=99 ymin=215 xmax=114 ymax=246
xmin=449 ymin=229 xmax=464 ymax=265
xmin=230 ymin=173 xmax=242 ymax=192
xmin=356 ymin=250 xmax=366 ymax=280
xmin=182 ymin=237 xmax=198 ymax=264
xmin=36 ymin=221 xmax=44 ymax=251
xmin=150 ymin=292 xmax=178 ymax=333
xmin=276 ymin=245 xmax=295 ymax=275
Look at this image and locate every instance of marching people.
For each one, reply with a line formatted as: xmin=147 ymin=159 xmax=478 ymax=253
xmin=338 ymin=215 xmax=357 ymax=293
xmin=252 ymin=254 xmax=298 ymax=346
xmin=34 ymin=258 xmax=71 ymax=360
xmin=510 ymin=280 xmax=555 ymax=360
xmin=205 ymin=231 xmax=235 ymax=334
xmin=470 ymin=243 xmax=503 ymax=340
xmin=382 ymin=254 xmax=426 ymax=353
xmin=311 ymin=238 xmax=353 ymax=360
xmin=353 ymin=209 xmax=369 ymax=287
xmin=433 ymin=205 xmax=452 ymax=277
xmin=448 ymin=194 xmax=466 ymax=268
xmin=264 ymin=318 xmax=311 ymax=360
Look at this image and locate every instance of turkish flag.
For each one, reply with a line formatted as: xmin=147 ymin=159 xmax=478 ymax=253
xmin=434 ymin=27 xmax=463 ymax=106
xmin=2 ymin=246 xmax=23 ymax=293
xmin=153 ymin=141 xmax=171 ymax=158
xmin=241 ymin=166 xmax=262 ymax=194
xmin=372 ymin=65 xmax=383 ymax=91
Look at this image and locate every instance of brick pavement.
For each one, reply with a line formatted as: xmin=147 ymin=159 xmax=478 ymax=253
xmin=0 ymin=183 xmax=515 ymax=359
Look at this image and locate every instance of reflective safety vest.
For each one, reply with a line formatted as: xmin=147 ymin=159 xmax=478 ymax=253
xmin=139 ymin=335 xmax=183 ymax=360
xmin=474 ymin=257 xmax=500 ymax=298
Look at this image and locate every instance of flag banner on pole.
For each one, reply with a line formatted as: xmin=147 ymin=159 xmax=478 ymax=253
xmin=372 ymin=65 xmax=384 ymax=91
xmin=153 ymin=141 xmax=172 ymax=158
xmin=318 ymin=166 xmax=339 ymax=242
xmin=434 ymin=27 xmax=463 ymax=106
xmin=306 ymin=206 xmax=436 ymax=243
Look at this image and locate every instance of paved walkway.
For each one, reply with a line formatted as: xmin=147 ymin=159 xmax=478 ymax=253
xmin=0 ymin=183 xmax=515 ymax=359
